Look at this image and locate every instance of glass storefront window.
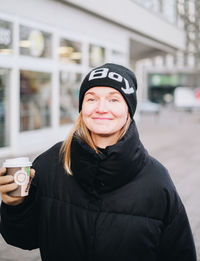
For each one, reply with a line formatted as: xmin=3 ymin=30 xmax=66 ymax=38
xmin=60 ymin=72 xmax=81 ymax=124
xmin=89 ymin=44 xmax=105 ymax=67
xmin=163 ymin=0 xmax=177 ymax=23
xmin=132 ymin=0 xmax=176 ymax=24
xmin=0 ymin=19 xmax=13 ymax=55
xmin=150 ymin=74 xmax=179 ymax=86
xmin=19 ymin=25 xmax=52 ymax=58
xmin=20 ymin=70 xmax=51 ymax=131
xmin=59 ymin=38 xmax=82 ymax=64
xmin=0 ymin=68 xmax=10 ymax=147
xmin=132 ymin=0 xmax=160 ymax=12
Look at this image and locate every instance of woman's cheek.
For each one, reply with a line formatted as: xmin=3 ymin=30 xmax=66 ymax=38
xmin=111 ymin=107 xmax=128 ymax=117
xmin=82 ymin=104 xmax=94 ymax=116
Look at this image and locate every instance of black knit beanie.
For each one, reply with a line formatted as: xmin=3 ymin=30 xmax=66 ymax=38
xmin=79 ymin=63 xmax=137 ymax=118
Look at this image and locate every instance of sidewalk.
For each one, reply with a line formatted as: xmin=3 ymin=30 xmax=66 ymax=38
xmin=0 ymin=107 xmax=200 ymax=260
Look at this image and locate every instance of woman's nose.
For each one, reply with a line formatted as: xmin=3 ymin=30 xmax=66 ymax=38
xmin=96 ymin=99 xmax=108 ymax=113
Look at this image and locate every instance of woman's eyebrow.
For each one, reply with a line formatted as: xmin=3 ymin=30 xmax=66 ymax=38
xmin=85 ymin=92 xmax=96 ymax=96
xmin=85 ymin=91 xmax=121 ymax=96
xmin=108 ymin=91 xmax=121 ymax=96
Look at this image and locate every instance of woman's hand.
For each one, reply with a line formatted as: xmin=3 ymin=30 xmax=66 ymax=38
xmin=0 ymin=167 xmax=35 ymax=206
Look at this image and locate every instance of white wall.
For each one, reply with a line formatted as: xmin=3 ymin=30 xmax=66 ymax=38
xmin=0 ymin=0 xmax=129 ymax=50
xmin=63 ymin=0 xmax=185 ymax=50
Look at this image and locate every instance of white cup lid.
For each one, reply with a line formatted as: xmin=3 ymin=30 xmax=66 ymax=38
xmin=3 ymin=157 xmax=32 ymax=168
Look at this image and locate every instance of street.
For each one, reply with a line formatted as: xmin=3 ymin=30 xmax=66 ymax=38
xmin=0 ymin=107 xmax=200 ymax=260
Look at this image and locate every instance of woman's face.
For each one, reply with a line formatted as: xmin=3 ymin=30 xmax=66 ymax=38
xmin=82 ymin=87 xmax=128 ymax=138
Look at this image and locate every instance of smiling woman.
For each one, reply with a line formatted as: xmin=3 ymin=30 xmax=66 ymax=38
xmin=82 ymin=87 xmax=129 ymax=148
xmin=0 ymin=63 xmax=197 ymax=261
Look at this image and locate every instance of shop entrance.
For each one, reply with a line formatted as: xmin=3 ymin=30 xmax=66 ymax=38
xmin=148 ymin=72 xmax=200 ymax=104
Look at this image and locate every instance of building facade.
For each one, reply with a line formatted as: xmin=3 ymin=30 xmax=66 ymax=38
xmin=137 ymin=0 xmax=200 ymax=105
xmin=0 ymin=0 xmax=185 ymax=159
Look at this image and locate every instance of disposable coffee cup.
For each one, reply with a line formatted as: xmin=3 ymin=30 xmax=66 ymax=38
xmin=3 ymin=157 xmax=32 ymax=197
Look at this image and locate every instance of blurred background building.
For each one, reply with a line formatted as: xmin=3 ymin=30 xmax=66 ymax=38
xmin=0 ymin=0 xmax=199 ymax=158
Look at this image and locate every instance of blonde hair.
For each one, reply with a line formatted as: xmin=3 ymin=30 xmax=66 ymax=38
xmin=60 ymin=112 xmax=131 ymax=175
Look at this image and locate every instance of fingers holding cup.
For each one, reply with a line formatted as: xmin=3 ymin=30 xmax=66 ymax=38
xmin=30 ymin=168 xmax=35 ymax=180
xmin=0 ymin=167 xmax=7 ymax=176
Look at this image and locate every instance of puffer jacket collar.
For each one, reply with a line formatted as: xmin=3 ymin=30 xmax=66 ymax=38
xmin=71 ymin=120 xmax=147 ymax=195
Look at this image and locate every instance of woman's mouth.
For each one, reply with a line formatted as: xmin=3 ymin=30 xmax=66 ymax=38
xmin=92 ymin=117 xmax=113 ymax=120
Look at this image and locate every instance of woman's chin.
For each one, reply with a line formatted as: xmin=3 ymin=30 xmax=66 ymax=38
xmin=91 ymin=128 xmax=117 ymax=136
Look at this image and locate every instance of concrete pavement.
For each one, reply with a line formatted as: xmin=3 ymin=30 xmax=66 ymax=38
xmin=0 ymin=107 xmax=200 ymax=260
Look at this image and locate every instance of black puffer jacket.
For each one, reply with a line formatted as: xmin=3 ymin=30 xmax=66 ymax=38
xmin=0 ymin=121 xmax=196 ymax=261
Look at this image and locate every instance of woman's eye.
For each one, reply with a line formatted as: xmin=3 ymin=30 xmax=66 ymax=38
xmin=87 ymin=98 xmax=95 ymax=102
xmin=110 ymin=98 xmax=119 ymax=102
